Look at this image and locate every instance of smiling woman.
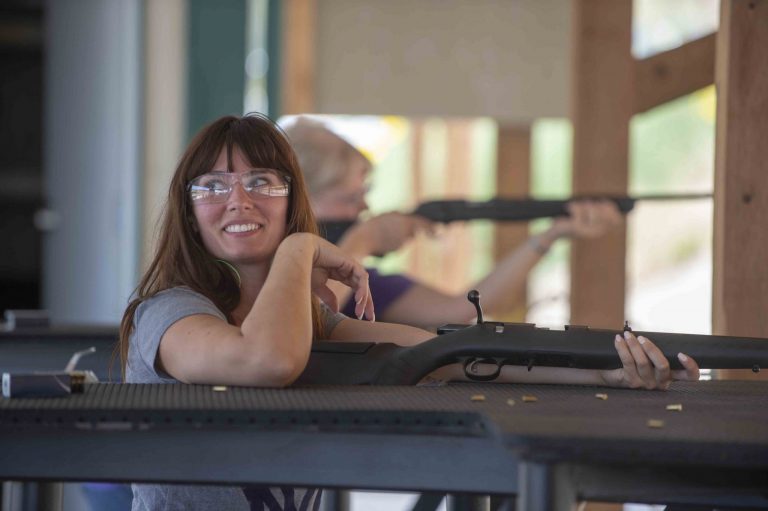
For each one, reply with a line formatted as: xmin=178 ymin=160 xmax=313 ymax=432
xmin=118 ymin=114 xmax=383 ymax=510
xmin=117 ymin=113 xmax=700 ymax=511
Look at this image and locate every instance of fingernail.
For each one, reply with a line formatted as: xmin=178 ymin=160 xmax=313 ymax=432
xmin=623 ymin=331 xmax=632 ymax=341
xmin=357 ymin=311 xmax=364 ymax=320
xmin=678 ymin=353 xmax=688 ymax=362
xmin=614 ymin=334 xmax=622 ymax=343
xmin=356 ymin=295 xmax=363 ymax=305
xmin=637 ymin=336 xmax=646 ymax=345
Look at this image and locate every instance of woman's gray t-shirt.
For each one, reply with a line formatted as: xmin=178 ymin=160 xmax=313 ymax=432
xmin=126 ymin=286 xmax=345 ymax=511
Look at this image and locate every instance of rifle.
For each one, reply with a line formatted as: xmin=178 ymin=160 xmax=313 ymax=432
xmin=297 ymin=290 xmax=766 ymax=385
xmin=412 ymin=193 xmax=712 ymax=223
xmin=319 ymin=193 xmax=712 ymax=244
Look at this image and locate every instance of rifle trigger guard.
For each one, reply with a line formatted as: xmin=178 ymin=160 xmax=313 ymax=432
xmin=463 ymin=357 xmax=502 ymax=382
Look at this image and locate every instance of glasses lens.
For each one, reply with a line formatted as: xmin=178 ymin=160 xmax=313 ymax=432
xmin=189 ymin=170 xmax=290 ymax=203
xmin=189 ymin=173 xmax=231 ymax=203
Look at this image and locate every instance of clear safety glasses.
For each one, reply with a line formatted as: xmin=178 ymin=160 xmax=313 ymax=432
xmin=188 ymin=169 xmax=291 ymax=204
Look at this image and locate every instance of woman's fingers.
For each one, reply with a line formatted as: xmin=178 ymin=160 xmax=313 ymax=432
xmin=672 ymin=352 xmax=700 ymax=381
xmin=612 ymin=332 xmax=701 ymax=390
xmin=363 ymin=291 xmax=375 ymax=322
xmin=614 ymin=334 xmax=641 ymax=387
xmin=410 ymin=215 xmax=436 ymax=236
xmin=636 ymin=335 xmax=671 ymax=390
xmin=311 ymin=235 xmax=376 ymax=321
xmin=564 ymin=200 xmax=623 ymax=239
xmin=599 ymin=200 xmax=623 ymax=226
xmin=353 ymin=274 xmax=373 ymax=321
xmin=623 ymin=331 xmax=656 ymax=389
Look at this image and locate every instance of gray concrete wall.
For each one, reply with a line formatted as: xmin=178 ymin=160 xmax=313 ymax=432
xmin=44 ymin=0 xmax=142 ymax=325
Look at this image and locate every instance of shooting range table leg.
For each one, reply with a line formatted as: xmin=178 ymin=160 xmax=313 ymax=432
xmin=37 ymin=483 xmax=63 ymax=511
xmin=516 ymin=462 xmax=575 ymax=511
xmin=489 ymin=495 xmax=515 ymax=511
xmin=1 ymin=482 xmax=63 ymax=511
xmin=446 ymin=494 xmax=490 ymax=511
xmin=321 ymin=489 xmax=350 ymax=511
xmin=411 ymin=492 xmax=445 ymax=511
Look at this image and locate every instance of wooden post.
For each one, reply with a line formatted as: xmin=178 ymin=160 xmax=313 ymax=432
xmin=407 ymin=119 xmax=425 ymax=277
xmin=633 ymin=33 xmax=716 ymax=114
xmin=713 ymin=0 xmax=768 ymax=379
xmin=280 ymin=0 xmax=316 ymax=114
xmin=570 ymin=0 xmax=633 ymax=328
xmin=443 ymin=119 xmax=475 ymax=294
xmin=494 ymin=125 xmax=531 ymax=322
xmin=407 ymin=119 xmax=474 ymax=294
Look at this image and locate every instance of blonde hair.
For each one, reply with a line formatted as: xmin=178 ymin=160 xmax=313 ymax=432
xmin=283 ymin=116 xmax=371 ymax=196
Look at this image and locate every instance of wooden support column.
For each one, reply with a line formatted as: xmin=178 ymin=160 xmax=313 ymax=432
xmin=714 ymin=0 xmax=768 ymax=379
xmin=570 ymin=0 xmax=633 ymax=328
xmin=442 ymin=120 xmax=475 ymax=294
xmin=280 ymin=0 xmax=316 ymax=114
xmin=494 ymin=125 xmax=531 ymax=322
xmin=634 ymin=33 xmax=716 ymax=114
xmin=407 ymin=119 xmax=426 ymax=277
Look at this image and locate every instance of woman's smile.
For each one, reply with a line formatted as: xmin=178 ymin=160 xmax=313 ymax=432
xmin=223 ymin=222 xmax=263 ymax=234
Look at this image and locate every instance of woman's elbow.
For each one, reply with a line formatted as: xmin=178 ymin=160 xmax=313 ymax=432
xmin=246 ymin=350 xmax=309 ymax=387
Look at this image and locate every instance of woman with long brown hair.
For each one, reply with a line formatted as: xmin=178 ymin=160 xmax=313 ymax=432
xmin=122 ymin=114 xmax=700 ymax=511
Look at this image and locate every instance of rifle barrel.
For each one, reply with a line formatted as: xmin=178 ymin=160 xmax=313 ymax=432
xmin=413 ymin=194 xmax=713 ymax=223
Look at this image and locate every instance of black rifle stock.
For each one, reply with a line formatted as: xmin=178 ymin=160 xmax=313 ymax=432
xmin=298 ymin=322 xmax=767 ymax=385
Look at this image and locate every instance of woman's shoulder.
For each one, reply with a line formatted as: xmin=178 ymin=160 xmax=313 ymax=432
xmin=127 ymin=286 xmax=227 ymax=383
xmin=136 ymin=286 xmax=224 ymax=319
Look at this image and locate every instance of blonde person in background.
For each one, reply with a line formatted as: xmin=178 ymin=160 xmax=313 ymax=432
xmin=284 ymin=116 xmax=623 ymax=331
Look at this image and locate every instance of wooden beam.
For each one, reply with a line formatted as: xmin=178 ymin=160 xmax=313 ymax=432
xmin=634 ymin=33 xmax=716 ymax=114
xmin=570 ymin=0 xmax=633 ymax=329
xmin=713 ymin=0 xmax=768 ymax=379
xmin=493 ymin=125 xmax=531 ymax=322
xmin=280 ymin=0 xmax=316 ymax=114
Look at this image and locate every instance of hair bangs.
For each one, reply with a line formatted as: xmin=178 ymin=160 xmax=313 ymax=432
xmin=232 ymin=117 xmax=295 ymax=180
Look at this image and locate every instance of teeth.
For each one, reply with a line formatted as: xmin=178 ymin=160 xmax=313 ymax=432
xmin=225 ymin=223 xmax=260 ymax=233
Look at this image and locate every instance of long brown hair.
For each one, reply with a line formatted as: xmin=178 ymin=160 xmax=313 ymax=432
xmin=119 ymin=114 xmax=324 ymax=377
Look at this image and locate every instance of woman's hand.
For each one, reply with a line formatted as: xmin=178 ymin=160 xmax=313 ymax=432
xmin=307 ymin=234 xmax=375 ymax=321
xmin=549 ymin=199 xmax=623 ymax=240
xmin=600 ymin=331 xmax=700 ymax=390
xmin=342 ymin=212 xmax=434 ymax=256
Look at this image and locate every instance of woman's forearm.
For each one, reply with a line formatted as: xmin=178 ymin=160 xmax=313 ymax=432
xmin=240 ymin=234 xmax=316 ymax=375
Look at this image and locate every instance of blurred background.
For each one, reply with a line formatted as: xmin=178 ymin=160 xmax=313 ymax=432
xmin=0 ymin=0 xmax=717 ymax=334
xmin=0 ymin=1 xmax=730 ymax=510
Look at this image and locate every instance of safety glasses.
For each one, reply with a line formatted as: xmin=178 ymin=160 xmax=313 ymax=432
xmin=188 ymin=169 xmax=290 ymax=204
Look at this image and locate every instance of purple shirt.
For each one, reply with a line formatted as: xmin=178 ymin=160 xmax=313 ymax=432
xmin=342 ymin=268 xmax=415 ymax=318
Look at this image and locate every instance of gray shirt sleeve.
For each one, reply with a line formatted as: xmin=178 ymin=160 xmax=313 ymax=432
xmin=127 ymin=288 xmax=347 ymax=383
xmin=319 ymin=301 xmax=347 ymax=336
xmin=126 ymin=287 xmax=225 ymax=384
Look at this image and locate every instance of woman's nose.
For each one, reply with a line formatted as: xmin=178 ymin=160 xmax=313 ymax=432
xmin=227 ymin=182 xmax=254 ymax=209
